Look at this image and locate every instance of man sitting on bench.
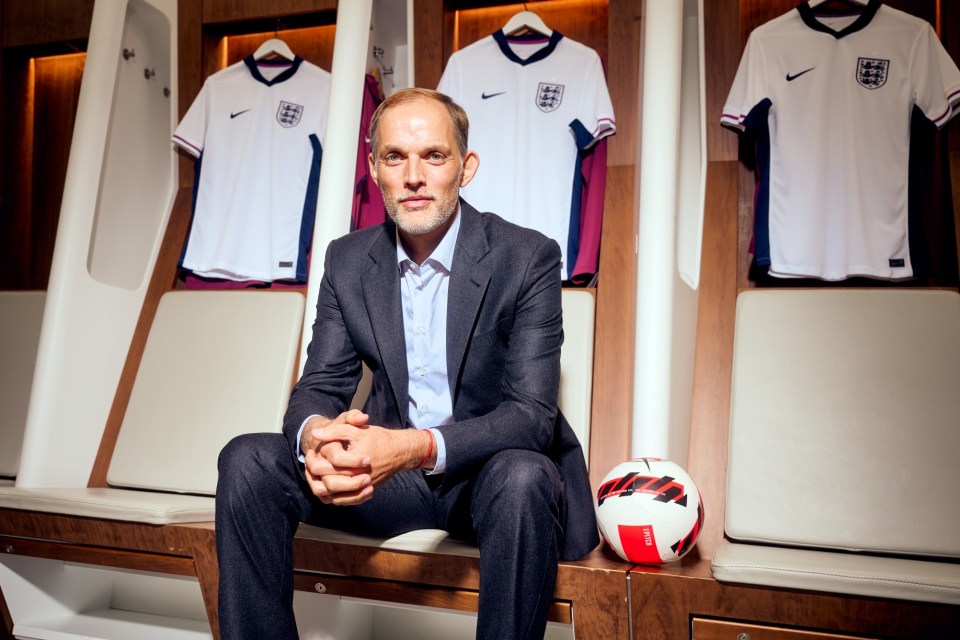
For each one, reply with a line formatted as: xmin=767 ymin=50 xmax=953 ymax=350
xmin=215 ymin=88 xmax=598 ymax=640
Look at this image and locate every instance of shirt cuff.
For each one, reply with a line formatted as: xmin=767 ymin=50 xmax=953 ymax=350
xmin=425 ymin=427 xmax=446 ymax=475
xmin=295 ymin=415 xmax=320 ymax=464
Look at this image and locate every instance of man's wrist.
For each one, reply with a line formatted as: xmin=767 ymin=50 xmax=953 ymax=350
xmin=300 ymin=415 xmax=329 ymax=456
xmin=416 ymin=429 xmax=435 ymax=470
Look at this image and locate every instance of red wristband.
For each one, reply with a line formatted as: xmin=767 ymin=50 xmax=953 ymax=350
xmin=417 ymin=430 xmax=435 ymax=470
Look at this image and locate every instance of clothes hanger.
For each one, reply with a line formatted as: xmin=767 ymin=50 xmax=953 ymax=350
xmin=253 ymin=37 xmax=295 ymax=61
xmin=502 ymin=10 xmax=553 ymax=37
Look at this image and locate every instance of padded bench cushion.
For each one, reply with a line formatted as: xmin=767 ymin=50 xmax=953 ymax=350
xmin=107 ymin=291 xmax=304 ymax=494
xmin=726 ymin=289 xmax=960 ymax=558
xmin=712 ymin=540 xmax=960 ymax=606
xmin=0 ymin=488 xmax=215 ymax=525
xmin=296 ymin=525 xmax=481 ymax=558
xmin=715 ymin=289 xmax=960 ymax=604
xmin=558 ymin=289 xmax=595 ymax=464
xmin=0 ymin=291 xmax=303 ymax=524
xmin=0 ymin=291 xmax=46 ymax=479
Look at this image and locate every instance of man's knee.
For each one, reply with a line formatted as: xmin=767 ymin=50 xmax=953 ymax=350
xmin=217 ymin=432 xmax=292 ymax=500
xmin=478 ymin=450 xmax=561 ymax=512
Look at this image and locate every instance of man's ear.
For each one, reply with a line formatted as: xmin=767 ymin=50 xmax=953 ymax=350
xmin=459 ymin=151 xmax=480 ymax=188
xmin=367 ymin=153 xmax=379 ymax=187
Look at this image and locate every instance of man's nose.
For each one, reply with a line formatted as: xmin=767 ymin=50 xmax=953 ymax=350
xmin=403 ymin=157 xmax=425 ymax=189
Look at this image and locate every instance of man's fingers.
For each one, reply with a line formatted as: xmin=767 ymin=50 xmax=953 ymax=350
xmin=304 ymin=448 xmax=337 ymax=477
xmin=320 ymin=445 xmax=370 ymax=469
xmin=338 ymin=409 xmax=369 ymax=426
xmin=304 ymin=465 xmax=331 ymax=502
xmin=317 ymin=473 xmax=374 ymax=505
xmin=310 ymin=420 xmax=366 ymax=445
xmin=321 ymin=472 xmax=371 ymax=495
xmin=306 ymin=460 xmax=373 ymax=505
xmin=306 ymin=447 xmax=368 ymax=477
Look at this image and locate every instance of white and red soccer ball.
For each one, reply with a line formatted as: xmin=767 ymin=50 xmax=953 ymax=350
xmin=594 ymin=458 xmax=704 ymax=565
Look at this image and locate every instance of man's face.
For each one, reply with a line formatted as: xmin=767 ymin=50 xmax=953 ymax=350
xmin=369 ymin=99 xmax=478 ymax=237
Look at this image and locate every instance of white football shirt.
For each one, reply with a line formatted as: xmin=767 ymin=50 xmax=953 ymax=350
xmin=173 ymin=56 xmax=331 ymax=282
xmin=721 ymin=1 xmax=960 ymax=280
xmin=438 ymin=31 xmax=615 ymax=277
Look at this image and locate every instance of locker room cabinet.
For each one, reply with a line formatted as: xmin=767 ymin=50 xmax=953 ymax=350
xmin=2 ymin=0 xmax=958 ymax=639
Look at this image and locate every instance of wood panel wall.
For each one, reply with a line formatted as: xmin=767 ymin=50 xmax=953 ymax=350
xmin=0 ymin=54 xmax=35 ymax=289
xmin=29 ymin=55 xmax=85 ymax=288
xmin=1 ymin=0 xmax=94 ymax=48
xmin=0 ymin=0 xmax=92 ymax=290
xmin=201 ymin=0 xmax=336 ymax=25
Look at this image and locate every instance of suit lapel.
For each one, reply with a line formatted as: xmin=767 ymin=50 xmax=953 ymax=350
xmin=360 ymin=224 xmax=408 ymax=425
xmin=447 ymin=202 xmax=493 ymax=397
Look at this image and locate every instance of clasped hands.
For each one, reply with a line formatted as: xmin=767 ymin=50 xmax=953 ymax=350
xmin=301 ymin=409 xmax=433 ymax=506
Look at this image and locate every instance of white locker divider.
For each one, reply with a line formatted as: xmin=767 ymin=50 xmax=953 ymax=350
xmin=631 ymin=0 xmax=705 ymax=466
xmin=17 ymin=0 xmax=179 ymax=488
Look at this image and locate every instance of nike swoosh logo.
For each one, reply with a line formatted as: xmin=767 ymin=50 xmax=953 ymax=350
xmin=786 ymin=68 xmax=815 ymax=82
xmin=481 ymin=92 xmax=505 ymax=100
xmin=230 ymin=109 xmax=251 ymax=119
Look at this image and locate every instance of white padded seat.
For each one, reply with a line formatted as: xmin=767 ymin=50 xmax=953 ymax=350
xmin=558 ymin=290 xmax=595 ymax=465
xmin=296 ymin=526 xmax=481 ymax=558
xmin=0 ymin=291 xmax=304 ymax=523
xmin=713 ymin=539 xmax=960 ymax=605
xmin=0 ymin=291 xmax=46 ymax=481
xmin=297 ymin=289 xmax=596 ymax=555
xmin=712 ymin=289 xmax=960 ymax=605
xmin=0 ymin=487 xmax=217 ymax=525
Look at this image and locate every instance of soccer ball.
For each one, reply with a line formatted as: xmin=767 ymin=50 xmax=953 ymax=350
xmin=594 ymin=458 xmax=704 ymax=565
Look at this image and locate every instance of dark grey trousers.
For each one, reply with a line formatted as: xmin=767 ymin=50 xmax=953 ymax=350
xmin=215 ymin=432 xmax=562 ymax=640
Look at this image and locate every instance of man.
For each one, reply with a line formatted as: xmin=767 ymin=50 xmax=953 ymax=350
xmin=216 ymin=88 xmax=598 ymax=640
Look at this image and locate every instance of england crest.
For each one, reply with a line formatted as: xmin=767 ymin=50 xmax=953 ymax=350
xmin=277 ymin=100 xmax=304 ymax=127
xmin=856 ymin=57 xmax=889 ymax=90
xmin=536 ymin=83 xmax=564 ymax=113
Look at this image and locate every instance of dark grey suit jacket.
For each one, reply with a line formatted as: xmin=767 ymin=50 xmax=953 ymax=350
xmin=283 ymin=201 xmax=599 ymax=560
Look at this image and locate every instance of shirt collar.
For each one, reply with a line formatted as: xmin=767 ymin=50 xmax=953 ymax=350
xmin=796 ymin=0 xmax=880 ymax=39
xmin=396 ymin=205 xmax=461 ymax=272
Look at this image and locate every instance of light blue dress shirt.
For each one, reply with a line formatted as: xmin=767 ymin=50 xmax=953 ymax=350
xmin=395 ymin=210 xmax=460 ymax=475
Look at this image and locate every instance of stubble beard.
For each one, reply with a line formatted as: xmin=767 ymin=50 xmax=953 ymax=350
xmin=381 ymin=167 xmax=463 ymax=236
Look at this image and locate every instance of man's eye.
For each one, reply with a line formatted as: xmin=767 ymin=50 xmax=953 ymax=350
xmin=384 ymin=154 xmax=401 ymax=163
xmin=430 ymin=153 xmax=445 ymax=162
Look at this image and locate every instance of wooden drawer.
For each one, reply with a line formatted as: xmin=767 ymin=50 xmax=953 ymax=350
xmin=693 ymin=618 xmax=880 ymax=640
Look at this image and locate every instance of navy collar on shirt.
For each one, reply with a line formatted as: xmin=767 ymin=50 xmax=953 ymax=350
xmin=243 ymin=55 xmax=304 ymax=86
xmin=492 ymin=29 xmax=564 ymax=66
xmin=796 ymin=0 xmax=881 ymax=39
